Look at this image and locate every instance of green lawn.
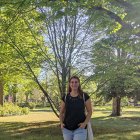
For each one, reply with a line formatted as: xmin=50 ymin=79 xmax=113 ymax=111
xmin=0 ymin=107 xmax=140 ymax=140
xmin=92 ymin=107 xmax=140 ymax=140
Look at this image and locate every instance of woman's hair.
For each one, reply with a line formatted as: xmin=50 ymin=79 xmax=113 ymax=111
xmin=68 ymin=76 xmax=83 ymax=98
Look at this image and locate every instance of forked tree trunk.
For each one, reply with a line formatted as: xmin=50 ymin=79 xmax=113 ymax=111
xmin=110 ymin=97 xmax=121 ymax=116
xmin=0 ymin=81 xmax=4 ymax=106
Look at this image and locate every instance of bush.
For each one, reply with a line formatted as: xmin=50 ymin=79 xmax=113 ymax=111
xmin=22 ymin=107 xmax=30 ymax=114
xmin=0 ymin=103 xmax=30 ymax=117
xmin=26 ymin=102 xmax=36 ymax=109
xmin=18 ymin=102 xmax=36 ymax=109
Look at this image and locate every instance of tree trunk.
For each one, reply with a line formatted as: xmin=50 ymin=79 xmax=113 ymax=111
xmin=41 ymin=95 xmax=45 ymax=107
xmin=25 ymin=94 xmax=29 ymax=103
xmin=110 ymin=97 xmax=121 ymax=116
xmin=0 ymin=81 xmax=4 ymax=106
xmin=133 ymin=95 xmax=138 ymax=106
xmin=61 ymin=66 xmax=67 ymax=95
xmin=13 ymin=93 xmax=17 ymax=103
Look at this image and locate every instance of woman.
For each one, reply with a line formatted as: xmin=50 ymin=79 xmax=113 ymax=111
xmin=59 ymin=76 xmax=92 ymax=140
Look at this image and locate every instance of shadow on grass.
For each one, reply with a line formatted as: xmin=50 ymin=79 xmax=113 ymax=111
xmin=0 ymin=117 xmax=140 ymax=140
xmin=119 ymin=117 xmax=140 ymax=121
xmin=94 ymin=132 xmax=140 ymax=140
xmin=123 ymin=111 xmax=140 ymax=115
xmin=91 ymin=116 xmax=140 ymax=134
xmin=0 ymin=121 xmax=62 ymax=140
xmin=91 ymin=117 xmax=140 ymax=140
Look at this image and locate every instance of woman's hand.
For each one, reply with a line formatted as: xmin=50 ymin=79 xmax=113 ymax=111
xmin=60 ymin=123 xmax=65 ymax=129
xmin=78 ymin=122 xmax=87 ymax=128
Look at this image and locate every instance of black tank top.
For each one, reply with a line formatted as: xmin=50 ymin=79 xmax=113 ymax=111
xmin=62 ymin=93 xmax=89 ymax=130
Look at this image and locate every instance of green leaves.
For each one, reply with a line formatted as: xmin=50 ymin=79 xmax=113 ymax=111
xmin=91 ymin=32 xmax=140 ymax=102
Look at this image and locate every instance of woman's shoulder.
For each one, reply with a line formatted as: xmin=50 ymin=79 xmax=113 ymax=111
xmin=61 ymin=93 xmax=69 ymax=102
xmin=83 ymin=92 xmax=89 ymax=96
xmin=83 ymin=92 xmax=90 ymax=101
xmin=61 ymin=93 xmax=67 ymax=102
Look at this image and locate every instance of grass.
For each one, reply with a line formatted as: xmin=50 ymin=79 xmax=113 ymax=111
xmin=0 ymin=110 xmax=61 ymax=140
xmin=0 ymin=107 xmax=140 ymax=140
xmin=92 ymin=106 xmax=140 ymax=140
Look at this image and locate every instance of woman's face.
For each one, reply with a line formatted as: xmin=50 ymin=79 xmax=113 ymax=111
xmin=70 ymin=78 xmax=80 ymax=91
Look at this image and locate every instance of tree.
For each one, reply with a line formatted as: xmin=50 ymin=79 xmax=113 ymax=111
xmin=1 ymin=0 xmax=139 ymax=117
xmin=0 ymin=1 xmax=61 ymax=116
xmin=91 ymin=33 xmax=140 ymax=116
xmin=0 ymin=2 xmax=42 ymax=105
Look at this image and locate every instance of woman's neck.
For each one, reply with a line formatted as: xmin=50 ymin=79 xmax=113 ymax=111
xmin=70 ymin=90 xmax=79 ymax=97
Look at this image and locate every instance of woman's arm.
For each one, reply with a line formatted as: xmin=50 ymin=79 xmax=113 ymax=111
xmin=84 ymin=98 xmax=93 ymax=124
xmin=79 ymin=98 xmax=93 ymax=128
xmin=59 ymin=101 xmax=66 ymax=129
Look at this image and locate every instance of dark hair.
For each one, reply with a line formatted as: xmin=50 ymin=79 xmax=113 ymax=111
xmin=68 ymin=76 xmax=83 ymax=98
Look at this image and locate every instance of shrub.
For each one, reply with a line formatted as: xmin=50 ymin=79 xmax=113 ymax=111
xmin=0 ymin=103 xmax=30 ymax=117
xmin=22 ymin=107 xmax=30 ymax=114
xmin=18 ymin=102 xmax=36 ymax=109
xmin=26 ymin=102 xmax=36 ymax=109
